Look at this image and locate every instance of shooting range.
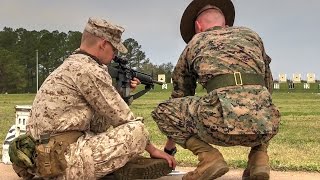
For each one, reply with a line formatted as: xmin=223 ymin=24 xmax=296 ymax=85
xmin=1 ymin=0 xmax=320 ymax=179
xmin=274 ymin=73 xmax=320 ymax=92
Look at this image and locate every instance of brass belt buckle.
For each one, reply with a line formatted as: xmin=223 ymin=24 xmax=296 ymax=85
xmin=234 ymin=72 xmax=243 ymax=86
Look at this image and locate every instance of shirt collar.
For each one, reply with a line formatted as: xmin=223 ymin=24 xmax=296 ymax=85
xmin=205 ymin=26 xmax=224 ymax=32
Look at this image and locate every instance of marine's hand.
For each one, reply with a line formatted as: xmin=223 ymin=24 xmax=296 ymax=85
xmin=150 ymin=148 xmax=177 ymax=169
xmin=145 ymin=144 xmax=177 ymax=169
xmin=130 ymin=77 xmax=141 ymax=91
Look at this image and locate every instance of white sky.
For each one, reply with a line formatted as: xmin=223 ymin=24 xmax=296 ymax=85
xmin=1 ymin=0 xmax=320 ymax=80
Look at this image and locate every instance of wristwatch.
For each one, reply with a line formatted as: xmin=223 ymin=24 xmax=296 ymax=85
xmin=164 ymin=147 xmax=177 ymax=156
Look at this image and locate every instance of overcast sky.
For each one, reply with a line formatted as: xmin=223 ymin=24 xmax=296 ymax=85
xmin=1 ymin=0 xmax=320 ymax=80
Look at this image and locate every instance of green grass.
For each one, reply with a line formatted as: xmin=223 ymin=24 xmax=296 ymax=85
xmin=0 ymin=94 xmax=35 ymax=143
xmin=1 ymin=87 xmax=320 ymax=172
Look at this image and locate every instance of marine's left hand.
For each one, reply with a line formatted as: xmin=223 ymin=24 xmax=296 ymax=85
xmin=130 ymin=77 xmax=141 ymax=91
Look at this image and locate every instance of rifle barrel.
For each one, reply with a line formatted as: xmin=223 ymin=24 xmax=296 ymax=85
xmin=153 ymin=80 xmax=163 ymax=85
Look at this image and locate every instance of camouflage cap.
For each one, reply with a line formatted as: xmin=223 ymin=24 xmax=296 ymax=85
xmin=180 ymin=0 xmax=235 ymax=43
xmin=85 ymin=17 xmax=128 ymax=54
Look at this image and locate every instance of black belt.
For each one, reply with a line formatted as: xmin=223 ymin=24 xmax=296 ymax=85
xmin=205 ymin=72 xmax=265 ymax=92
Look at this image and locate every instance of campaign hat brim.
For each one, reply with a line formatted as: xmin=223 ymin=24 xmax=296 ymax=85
xmin=180 ymin=0 xmax=235 ymax=43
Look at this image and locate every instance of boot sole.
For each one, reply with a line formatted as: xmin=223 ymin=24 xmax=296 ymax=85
xmin=250 ymin=166 xmax=270 ymax=180
xmin=114 ymin=159 xmax=172 ymax=180
xmin=242 ymin=169 xmax=250 ymax=180
xmin=200 ymin=160 xmax=229 ymax=180
xmin=250 ymin=173 xmax=269 ymax=180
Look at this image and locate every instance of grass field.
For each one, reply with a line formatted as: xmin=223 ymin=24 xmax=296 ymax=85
xmin=1 ymin=85 xmax=320 ymax=172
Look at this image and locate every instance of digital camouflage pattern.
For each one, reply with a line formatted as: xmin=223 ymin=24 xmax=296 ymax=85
xmin=57 ymin=121 xmax=148 ymax=179
xmin=28 ymin=53 xmax=137 ymax=137
xmin=27 ymin=53 xmax=149 ymax=179
xmin=152 ymin=26 xmax=280 ymax=146
xmin=85 ymin=17 xmax=128 ymax=53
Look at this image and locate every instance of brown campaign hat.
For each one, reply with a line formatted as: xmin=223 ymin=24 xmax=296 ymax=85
xmin=85 ymin=17 xmax=128 ymax=53
xmin=180 ymin=0 xmax=235 ymax=43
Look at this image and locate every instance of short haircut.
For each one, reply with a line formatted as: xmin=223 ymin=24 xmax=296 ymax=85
xmin=81 ymin=30 xmax=101 ymax=47
xmin=196 ymin=8 xmax=225 ymax=25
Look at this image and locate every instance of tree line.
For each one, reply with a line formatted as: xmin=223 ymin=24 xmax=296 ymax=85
xmin=0 ymin=27 xmax=173 ymax=93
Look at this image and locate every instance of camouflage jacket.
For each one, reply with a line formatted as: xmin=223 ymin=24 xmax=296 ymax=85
xmin=172 ymin=26 xmax=280 ymax=135
xmin=27 ymin=53 xmax=139 ymax=139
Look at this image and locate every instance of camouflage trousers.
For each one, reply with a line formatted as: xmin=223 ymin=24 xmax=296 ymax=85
xmin=56 ymin=121 xmax=149 ymax=180
xmin=152 ymin=94 xmax=275 ymax=148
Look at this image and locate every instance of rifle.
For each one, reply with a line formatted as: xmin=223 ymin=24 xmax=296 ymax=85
xmin=108 ymin=56 xmax=163 ymax=105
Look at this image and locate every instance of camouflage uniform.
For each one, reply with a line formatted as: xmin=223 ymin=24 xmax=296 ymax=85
xmin=27 ymin=53 xmax=149 ymax=179
xmin=152 ymin=26 xmax=280 ymax=147
xmin=27 ymin=18 xmax=149 ymax=179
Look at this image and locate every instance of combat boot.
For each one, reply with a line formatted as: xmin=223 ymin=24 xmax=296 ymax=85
xmin=242 ymin=144 xmax=270 ymax=180
xmin=113 ymin=156 xmax=172 ymax=180
xmin=182 ymin=136 xmax=229 ymax=180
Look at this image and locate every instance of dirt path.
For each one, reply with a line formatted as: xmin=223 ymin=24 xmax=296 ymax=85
xmin=1 ymin=163 xmax=319 ymax=180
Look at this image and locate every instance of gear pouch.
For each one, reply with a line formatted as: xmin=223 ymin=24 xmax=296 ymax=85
xmin=35 ymin=139 xmax=68 ymax=178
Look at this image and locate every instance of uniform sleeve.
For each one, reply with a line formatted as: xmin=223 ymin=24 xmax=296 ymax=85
xmin=76 ymin=66 xmax=135 ymax=127
xmin=264 ymin=53 xmax=273 ymax=94
xmin=171 ymin=47 xmax=197 ymax=98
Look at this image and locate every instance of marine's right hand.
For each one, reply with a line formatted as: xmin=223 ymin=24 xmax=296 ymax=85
xmin=145 ymin=143 xmax=177 ymax=169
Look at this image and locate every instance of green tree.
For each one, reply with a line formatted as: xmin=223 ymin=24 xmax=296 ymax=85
xmin=0 ymin=48 xmax=27 ymax=93
xmin=0 ymin=28 xmax=177 ymax=91
xmin=66 ymin=31 xmax=82 ymax=55
xmin=37 ymin=30 xmax=81 ymax=84
xmin=0 ymin=27 xmax=83 ymax=93
xmin=119 ymin=38 xmax=147 ymax=70
xmin=0 ymin=27 xmax=18 ymax=51
xmin=15 ymin=28 xmax=40 ymax=92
